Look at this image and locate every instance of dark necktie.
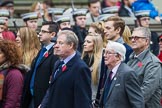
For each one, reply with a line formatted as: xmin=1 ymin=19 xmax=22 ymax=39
xmin=108 ymin=71 xmax=113 ymax=81
xmin=102 ymin=71 xmax=113 ymax=104
xmin=53 ymin=61 xmax=64 ymax=78
xmin=30 ymin=47 xmax=47 ymax=95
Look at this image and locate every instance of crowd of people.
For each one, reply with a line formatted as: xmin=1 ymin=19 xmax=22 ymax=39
xmin=0 ymin=0 xmax=162 ymax=108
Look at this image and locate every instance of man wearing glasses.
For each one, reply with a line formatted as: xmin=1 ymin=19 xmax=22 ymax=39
xmin=99 ymin=40 xmax=144 ymax=108
xmin=134 ymin=10 xmax=159 ymax=56
xmin=21 ymin=22 xmax=59 ymax=108
xmin=94 ymin=16 xmax=133 ymax=107
xmin=127 ymin=27 xmax=162 ymax=108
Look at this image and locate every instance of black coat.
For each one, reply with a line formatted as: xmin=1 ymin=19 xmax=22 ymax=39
xmin=118 ymin=6 xmax=130 ymax=17
xmin=72 ymin=25 xmax=87 ymax=53
xmin=40 ymin=53 xmax=92 ymax=108
xmin=150 ymin=31 xmax=159 ymax=56
xmin=21 ymin=47 xmax=58 ymax=108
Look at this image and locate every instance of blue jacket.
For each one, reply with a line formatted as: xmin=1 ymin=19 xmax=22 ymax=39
xmin=132 ymin=0 xmax=158 ymax=19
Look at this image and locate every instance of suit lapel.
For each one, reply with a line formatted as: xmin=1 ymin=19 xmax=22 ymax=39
xmin=104 ymin=63 xmax=123 ymax=104
xmin=49 ymin=60 xmax=61 ymax=83
xmin=38 ymin=47 xmax=53 ymax=66
xmin=52 ymin=66 xmax=69 ymax=82
xmin=105 ymin=73 xmax=118 ymax=101
xmin=51 ymin=53 xmax=78 ymax=84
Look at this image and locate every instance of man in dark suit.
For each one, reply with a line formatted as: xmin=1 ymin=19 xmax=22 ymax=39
xmin=40 ymin=30 xmax=92 ymax=108
xmin=99 ymin=41 xmax=144 ymax=108
xmin=21 ymin=21 xmax=59 ymax=108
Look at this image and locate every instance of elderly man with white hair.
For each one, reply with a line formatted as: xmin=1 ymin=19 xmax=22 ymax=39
xmin=99 ymin=41 xmax=144 ymax=108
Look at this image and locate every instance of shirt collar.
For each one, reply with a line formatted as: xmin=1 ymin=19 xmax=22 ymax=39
xmin=111 ymin=62 xmax=121 ymax=78
xmin=44 ymin=43 xmax=54 ymax=51
xmin=129 ymin=49 xmax=149 ymax=62
xmin=134 ymin=49 xmax=149 ymax=60
xmin=116 ymin=37 xmax=124 ymax=44
xmin=63 ymin=51 xmax=76 ymax=64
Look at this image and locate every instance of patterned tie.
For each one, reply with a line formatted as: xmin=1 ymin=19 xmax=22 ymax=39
xmin=30 ymin=47 xmax=47 ymax=96
xmin=53 ymin=61 xmax=64 ymax=78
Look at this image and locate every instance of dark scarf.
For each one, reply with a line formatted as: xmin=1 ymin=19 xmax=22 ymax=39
xmin=83 ymin=54 xmax=94 ymax=67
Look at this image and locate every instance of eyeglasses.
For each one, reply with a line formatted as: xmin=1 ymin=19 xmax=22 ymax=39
xmin=129 ymin=36 xmax=147 ymax=41
xmin=40 ymin=30 xmax=51 ymax=34
xmin=104 ymin=50 xmax=117 ymax=55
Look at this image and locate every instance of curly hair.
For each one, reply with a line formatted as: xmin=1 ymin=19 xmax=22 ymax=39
xmin=0 ymin=40 xmax=22 ymax=66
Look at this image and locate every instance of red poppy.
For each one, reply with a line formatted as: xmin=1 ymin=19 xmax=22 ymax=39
xmin=62 ymin=65 xmax=67 ymax=72
xmin=44 ymin=52 xmax=49 ymax=58
xmin=137 ymin=62 xmax=143 ymax=67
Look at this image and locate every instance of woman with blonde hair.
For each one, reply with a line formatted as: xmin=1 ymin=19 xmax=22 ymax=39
xmin=122 ymin=25 xmax=132 ymax=45
xmin=81 ymin=33 xmax=103 ymax=100
xmin=16 ymin=27 xmax=41 ymax=67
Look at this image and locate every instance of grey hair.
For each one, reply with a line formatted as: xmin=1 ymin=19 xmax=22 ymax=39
xmin=57 ymin=30 xmax=78 ymax=50
xmin=133 ymin=27 xmax=151 ymax=40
